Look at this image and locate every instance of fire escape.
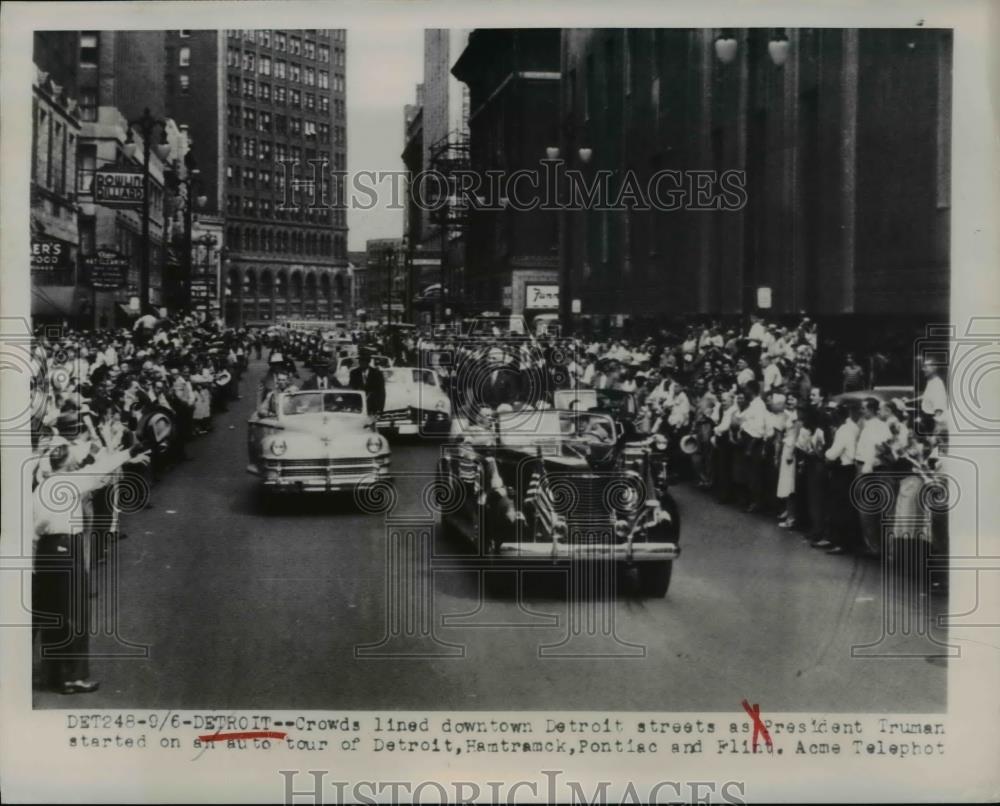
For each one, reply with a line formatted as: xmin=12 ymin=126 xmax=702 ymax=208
xmin=425 ymin=129 xmax=470 ymax=320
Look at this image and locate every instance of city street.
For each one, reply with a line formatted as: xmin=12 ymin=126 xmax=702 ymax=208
xmin=34 ymin=359 xmax=947 ymax=713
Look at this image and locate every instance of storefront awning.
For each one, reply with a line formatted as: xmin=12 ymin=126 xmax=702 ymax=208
xmin=31 ymin=285 xmax=85 ymax=318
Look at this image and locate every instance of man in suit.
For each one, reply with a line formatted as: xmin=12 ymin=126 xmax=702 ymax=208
xmin=302 ymin=363 xmax=340 ymax=391
xmin=349 ymin=353 xmax=385 ymax=415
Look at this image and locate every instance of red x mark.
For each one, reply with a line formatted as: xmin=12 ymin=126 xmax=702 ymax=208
xmin=741 ymin=699 xmax=773 ymax=752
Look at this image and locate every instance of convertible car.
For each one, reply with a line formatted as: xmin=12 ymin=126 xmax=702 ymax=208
xmin=437 ymin=408 xmax=681 ymax=596
xmin=247 ymin=388 xmax=390 ymax=498
xmin=375 ymin=366 xmax=452 ymax=436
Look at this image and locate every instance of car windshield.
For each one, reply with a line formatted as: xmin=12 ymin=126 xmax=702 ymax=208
xmin=282 ymin=391 xmax=364 ymax=415
xmin=384 ymin=368 xmax=438 ymax=387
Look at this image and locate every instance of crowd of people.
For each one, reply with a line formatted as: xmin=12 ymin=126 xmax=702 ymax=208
xmin=27 ymin=311 xmax=950 ymax=693
xmin=411 ymin=315 xmax=951 ymax=567
xmin=29 ymin=315 xmax=254 ymax=694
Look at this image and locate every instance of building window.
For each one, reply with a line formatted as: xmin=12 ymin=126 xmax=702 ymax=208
xmin=274 ymin=59 xmax=286 ymax=79
xmin=260 ymin=141 xmax=272 ymax=162
xmin=318 ymin=45 xmax=329 ymax=63
xmin=290 ymin=89 xmax=300 ymax=107
xmin=259 ymin=30 xmax=271 ymax=48
xmin=304 ymin=40 xmax=316 ymax=60
xmin=304 ymin=120 xmax=316 ymax=139
xmin=260 ymin=169 xmax=271 ymax=188
xmin=289 ymin=117 xmax=302 ymax=136
xmin=304 ymin=67 xmax=315 ymax=86
xmin=318 ymin=70 xmax=329 ymax=89
xmin=244 ymin=107 xmax=256 ymax=128
xmin=227 ymin=75 xmax=239 ymax=95
xmin=228 ymin=104 xmax=240 ymax=127
xmin=275 ymin=32 xmax=286 ymax=51
xmin=227 ymin=194 xmax=240 ymax=214
xmin=290 ymin=36 xmax=301 ymax=55
xmin=275 ymin=114 xmax=286 ymax=134
xmin=244 ymin=167 xmax=255 ymax=187
xmin=243 ymin=52 xmax=254 ymax=72
xmin=244 ymin=138 xmax=256 ymax=159
xmin=259 ymin=55 xmax=271 ymax=76
xmin=259 ymin=82 xmax=271 ymax=102
xmin=259 ymin=111 xmax=271 ymax=131
xmin=179 ymin=46 xmax=191 ymax=67
xmin=243 ymin=78 xmax=255 ymax=98
xmin=77 ymin=143 xmax=97 ymax=192
xmin=227 ymin=47 xmax=240 ymax=68
xmin=179 ymin=74 xmax=190 ymax=94
xmin=289 ymin=63 xmax=301 ymax=83
xmin=78 ymin=89 xmax=98 ymax=121
xmin=274 ymin=85 xmax=286 ymax=105
xmin=243 ymin=29 xmax=256 ymax=43
xmin=80 ymin=32 xmax=99 ymax=65
xmin=179 ymin=30 xmax=191 ymax=38
xmin=304 ymin=93 xmax=315 ymax=111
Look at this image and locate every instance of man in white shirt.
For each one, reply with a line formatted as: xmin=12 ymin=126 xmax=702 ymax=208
xmin=919 ymin=358 xmax=948 ymax=430
xmin=761 ymin=354 xmax=783 ymax=394
xmin=855 ymin=397 xmax=893 ymax=555
xmin=739 ymin=381 xmax=770 ymax=512
xmin=818 ymin=402 xmax=861 ymax=554
xmin=34 ymin=439 xmax=150 ymax=694
xmin=735 ymin=358 xmax=755 ymax=389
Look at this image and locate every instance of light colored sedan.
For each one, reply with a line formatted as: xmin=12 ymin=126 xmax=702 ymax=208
xmin=247 ymin=389 xmax=390 ymax=496
xmin=376 ymin=367 xmax=452 ymax=436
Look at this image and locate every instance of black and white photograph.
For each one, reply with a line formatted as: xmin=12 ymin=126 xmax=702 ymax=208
xmin=2 ymin=2 xmax=999 ymax=804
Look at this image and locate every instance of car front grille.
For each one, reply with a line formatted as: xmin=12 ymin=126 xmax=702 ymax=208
xmin=269 ymin=458 xmax=382 ymax=477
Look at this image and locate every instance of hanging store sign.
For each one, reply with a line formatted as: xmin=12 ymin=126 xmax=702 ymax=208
xmin=93 ymin=167 xmax=145 ymax=207
xmin=83 ymin=249 xmax=129 ymax=289
xmin=525 ymin=284 xmax=559 ymax=310
xmin=30 ymin=237 xmax=72 ymax=271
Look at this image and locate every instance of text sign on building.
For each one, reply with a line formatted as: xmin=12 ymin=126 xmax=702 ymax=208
xmin=93 ymin=168 xmax=145 ymax=207
xmin=30 ymin=238 xmax=72 ymax=271
xmin=84 ymin=249 xmax=129 ymax=289
xmin=525 ymin=284 xmax=559 ymax=310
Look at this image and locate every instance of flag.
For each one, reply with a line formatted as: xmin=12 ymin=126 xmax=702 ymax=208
xmin=524 ymin=448 xmax=557 ymax=537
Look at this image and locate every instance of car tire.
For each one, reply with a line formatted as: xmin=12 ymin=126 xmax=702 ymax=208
xmin=638 ymin=560 xmax=672 ymax=598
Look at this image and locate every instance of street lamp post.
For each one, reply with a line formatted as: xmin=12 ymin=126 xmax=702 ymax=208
xmin=124 ymin=108 xmax=171 ymax=314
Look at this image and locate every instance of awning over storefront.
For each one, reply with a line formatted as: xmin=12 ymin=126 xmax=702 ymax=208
xmin=31 ymin=285 xmax=87 ymax=319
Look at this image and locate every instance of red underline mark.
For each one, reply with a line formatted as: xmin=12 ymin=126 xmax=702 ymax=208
xmin=198 ymin=730 xmax=287 ymax=743
xmin=741 ymin=699 xmax=773 ymax=752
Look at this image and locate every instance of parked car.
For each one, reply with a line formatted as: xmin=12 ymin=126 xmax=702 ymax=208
xmin=376 ymin=366 xmax=452 ymax=436
xmin=437 ymin=408 xmax=681 ymax=596
xmin=247 ymin=388 xmax=390 ymax=502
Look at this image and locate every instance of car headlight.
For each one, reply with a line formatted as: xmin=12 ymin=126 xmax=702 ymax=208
xmin=653 ymin=433 xmax=668 ymax=451
xmin=270 ymin=439 xmax=287 ymax=457
xmin=435 ymin=399 xmax=447 ymax=411
xmin=366 ymin=435 xmax=384 ymax=454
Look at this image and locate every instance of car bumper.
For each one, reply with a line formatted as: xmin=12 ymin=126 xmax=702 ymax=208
xmin=495 ymin=541 xmax=680 ymax=562
xmin=248 ymin=462 xmax=389 ymax=492
xmin=377 ymin=410 xmax=451 ymax=435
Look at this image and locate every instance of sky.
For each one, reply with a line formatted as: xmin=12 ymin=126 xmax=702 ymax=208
xmin=345 ymin=25 xmax=423 ymax=253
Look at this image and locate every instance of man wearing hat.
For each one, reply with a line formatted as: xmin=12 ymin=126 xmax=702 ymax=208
xmin=33 ymin=437 xmax=150 ymax=693
xmin=259 ymin=352 xmax=295 ymax=403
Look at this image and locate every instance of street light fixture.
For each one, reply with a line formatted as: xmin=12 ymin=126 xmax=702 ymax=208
xmin=545 ymin=146 xmax=561 ymax=160
xmin=714 ymin=30 xmax=739 ymax=64
xmin=577 ymin=147 xmax=593 ymax=164
xmin=768 ymin=30 xmax=790 ymax=67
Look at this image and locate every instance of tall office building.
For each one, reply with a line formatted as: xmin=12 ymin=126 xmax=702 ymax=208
xmin=402 ymin=30 xmax=471 ymax=323
xmin=165 ymin=29 xmax=350 ymax=326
